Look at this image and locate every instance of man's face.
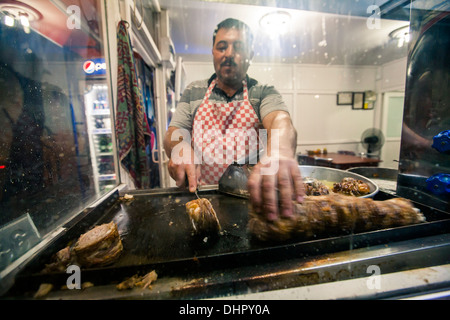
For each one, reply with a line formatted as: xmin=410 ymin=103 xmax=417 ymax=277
xmin=212 ymin=27 xmax=253 ymax=87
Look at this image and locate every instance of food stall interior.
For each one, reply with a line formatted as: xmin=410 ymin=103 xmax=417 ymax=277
xmin=0 ymin=0 xmax=449 ymax=300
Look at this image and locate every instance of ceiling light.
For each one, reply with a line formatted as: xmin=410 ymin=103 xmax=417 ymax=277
xmin=259 ymin=11 xmax=291 ymax=36
xmin=20 ymin=15 xmax=29 ymax=27
xmin=0 ymin=2 xmax=42 ymax=24
xmin=389 ymin=25 xmax=411 ymax=48
xmin=4 ymin=14 xmax=14 ymax=27
xmin=20 ymin=14 xmax=30 ymax=33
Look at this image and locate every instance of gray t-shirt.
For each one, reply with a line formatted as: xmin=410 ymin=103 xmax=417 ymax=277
xmin=169 ymin=74 xmax=289 ymax=131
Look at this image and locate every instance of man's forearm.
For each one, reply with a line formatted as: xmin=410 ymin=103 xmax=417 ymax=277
xmin=263 ymin=111 xmax=297 ymax=158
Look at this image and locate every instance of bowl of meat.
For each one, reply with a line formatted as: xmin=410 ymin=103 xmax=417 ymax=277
xmin=299 ymin=165 xmax=379 ymax=198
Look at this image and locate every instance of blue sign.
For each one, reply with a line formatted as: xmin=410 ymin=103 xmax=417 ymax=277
xmin=83 ymin=58 xmax=106 ymax=75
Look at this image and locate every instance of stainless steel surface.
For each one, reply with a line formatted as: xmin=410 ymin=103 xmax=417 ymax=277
xmin=347 ymin=167 xmax=398 ymax=180
xmin=11 ymin=230 xmax=450 ymax=300
xmin=218 ymin=164 xmax=252 ymax=198
xmin=347 ymin=166 xmax=398 ymax=194
xmin=299 ymin=165 xmax=379 ymax=198
xmin=218 ymin=165 xmax=380 ymax=199
xmin=397 ymin=173 xmax=449 ymax=213
xmin=217 ymin=149 xmax=263 ymax=198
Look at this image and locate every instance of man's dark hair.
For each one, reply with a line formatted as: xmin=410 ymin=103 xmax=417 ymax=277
xmin=212 ymin=18 xmax=254 ymax=47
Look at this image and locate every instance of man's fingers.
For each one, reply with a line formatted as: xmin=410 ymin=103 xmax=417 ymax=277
xmin=185 ymin=164 xmax=198 ymax=192
xmin=168 ymin=161 xmax=186 ymax=188
xmin=261 ymin=172 xmax=278 ymax=221
xmin=176 ymin=170 xmax=187 ymax=188
xmin=277 ymin=165 xmax=294 ymax=218
xmin=247 ymin=164 xmax=262 ymax=215
xmin=290 ymin=161 xmax=305 ymax=203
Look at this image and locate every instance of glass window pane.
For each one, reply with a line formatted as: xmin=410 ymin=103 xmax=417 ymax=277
xmin=0 ymin=0 xmax=116 ymax=270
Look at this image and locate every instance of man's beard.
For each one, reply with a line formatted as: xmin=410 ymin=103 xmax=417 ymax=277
xmin=218 ymin=58 xmax=244 ymax=86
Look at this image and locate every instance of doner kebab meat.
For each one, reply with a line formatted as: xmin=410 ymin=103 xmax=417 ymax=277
xmin=43 ymin=222 xmax=123 ymax=272
xmin=186 ymin=198 xmax=221 ymax=235
xmin=248 ymin=194 xmax=425 ymax=242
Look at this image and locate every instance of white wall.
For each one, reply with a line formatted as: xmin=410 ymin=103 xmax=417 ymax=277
xmin=182 ymin=60 xmax=380 ymax=156
xmin=181 ymin=58 xmax=408 ymax=168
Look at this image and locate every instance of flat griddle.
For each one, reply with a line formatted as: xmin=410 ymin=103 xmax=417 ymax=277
xmin=7 ymin=187 xmax=450 ymax=296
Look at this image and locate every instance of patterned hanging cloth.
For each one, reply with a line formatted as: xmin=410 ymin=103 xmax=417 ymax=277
xmin=115 ymin=20 xmax=151 ymax=188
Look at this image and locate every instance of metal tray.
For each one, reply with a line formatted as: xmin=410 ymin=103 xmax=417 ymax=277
xmin=218 ymin=165 xmax=380 ymax=199
xmin=347 ymin=166 xmax=398 ymax=194
xmin=347 ymin=167 xmax=398 ymax=180
xmin=299 ymin=165 xmax=379 ymax=198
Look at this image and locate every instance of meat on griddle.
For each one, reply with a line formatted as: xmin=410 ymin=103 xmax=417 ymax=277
xmin=186 ymin=198 xmax=221 ymax=235
xmin=42 ymin=222 xmax=123 ymax=272
xmin=73 ymin=221 xmax=123 ymax=267
xmin=248 ymin=194 xmax=425 ymax=242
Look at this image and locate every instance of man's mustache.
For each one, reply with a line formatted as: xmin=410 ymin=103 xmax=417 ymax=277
xmin=221 ymin=58 xmax=237 ymax=67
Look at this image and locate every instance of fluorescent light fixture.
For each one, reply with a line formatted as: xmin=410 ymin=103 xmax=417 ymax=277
xmin=259 ymin=11 xmax=291 ymax=36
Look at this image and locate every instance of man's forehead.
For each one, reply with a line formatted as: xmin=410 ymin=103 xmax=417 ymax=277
xmin=215 ymin=27 xmax=249 ymax=41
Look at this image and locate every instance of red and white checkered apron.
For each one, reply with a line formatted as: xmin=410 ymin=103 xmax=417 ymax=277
xmin=192 ymin=79 xmax=260 ymax=184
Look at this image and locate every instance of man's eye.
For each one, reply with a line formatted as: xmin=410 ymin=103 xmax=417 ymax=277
xmin=233 ymin=43 xmax=243 ymax=51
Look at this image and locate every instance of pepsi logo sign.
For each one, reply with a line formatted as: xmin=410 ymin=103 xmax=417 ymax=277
xmin=83 ymin=59 xmax=106 ymax=75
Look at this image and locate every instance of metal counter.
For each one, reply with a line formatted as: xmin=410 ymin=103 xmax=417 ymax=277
xmin=3 ymin=187 xmax=450 ymax=300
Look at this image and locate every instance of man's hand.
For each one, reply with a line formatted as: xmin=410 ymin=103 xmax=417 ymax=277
xmin=248 ymin=155 xmax=304 ymax=221
xmin=164 ymin=127 xmax=199 ymax=192
xmin=168 ymin=156 xmax=199 ymax=193
xmin=247 ymin=110 xmax=303 ymax=221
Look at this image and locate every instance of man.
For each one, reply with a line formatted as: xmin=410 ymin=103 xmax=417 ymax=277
xmin=163 ymin=18 xmax=304 ymax=221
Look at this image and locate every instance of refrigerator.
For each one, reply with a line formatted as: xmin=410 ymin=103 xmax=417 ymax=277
xmin=82 ymin=59 xmax=117 ymax=194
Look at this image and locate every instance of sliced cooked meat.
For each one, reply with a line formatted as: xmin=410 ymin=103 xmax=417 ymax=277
xmin=186 ymin=198 xmax=221 ymax=235
xmin=42 ymin=221 xmax=123 ymax=272
xmin=73 ymin=221 xmax=123 ymax=267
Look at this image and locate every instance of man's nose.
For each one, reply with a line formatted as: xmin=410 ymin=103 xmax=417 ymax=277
xmin=224 ymin=45 xmax=235 ymax=57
